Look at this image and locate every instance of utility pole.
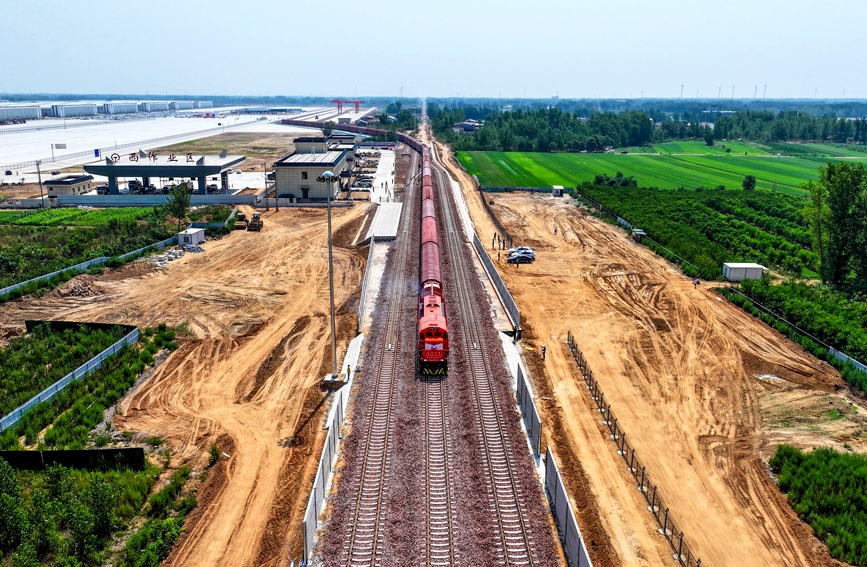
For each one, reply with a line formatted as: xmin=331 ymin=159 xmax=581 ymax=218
xmin=36 ymin=160 xmax=45 ymax=207
xmin=731 ymin=86 xmax=735 ymax=99
xmin=718 ymin=86 xmax=722 ymax=99
xmin=763 ymin=84 xmax=767 ymax=99
xmin=680 ymin=84 xmax=684 ymax=98
xmin=754 ymin=85 xmax=758 ymax=99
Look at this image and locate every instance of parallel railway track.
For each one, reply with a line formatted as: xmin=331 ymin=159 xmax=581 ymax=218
xmin=431 ymin=145 xmax=536 ymax=566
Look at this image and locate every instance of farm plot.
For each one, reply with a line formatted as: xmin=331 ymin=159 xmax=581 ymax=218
xmin=458 ymin=151 xmax=867 ymax=195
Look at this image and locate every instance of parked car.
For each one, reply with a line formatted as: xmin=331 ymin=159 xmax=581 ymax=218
xmin=508 ymin=246 xmax=535 ymax=255
xmin=509 ymin=250 xmax=536 ymax=260
xmin=507 ymin=254 xmax=534 ymax=264
xmin=51 ymin=170 xmax=60 ymax=175
xmin=4 ymin=170 xmax=12 ymax=176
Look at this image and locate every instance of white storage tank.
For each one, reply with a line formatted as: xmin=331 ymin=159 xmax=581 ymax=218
xmin=178 ymin=228 xmax=206 ymax=246
xmin=722 ymin=262 xmax=766 ymax=282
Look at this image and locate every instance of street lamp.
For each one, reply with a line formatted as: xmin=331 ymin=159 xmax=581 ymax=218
xmin=317 ymin=170 xmax=339 ymax=378
xmin=35 ymin=160 xmax=45 ymax=207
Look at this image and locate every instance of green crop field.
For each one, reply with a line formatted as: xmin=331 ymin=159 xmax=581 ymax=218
xmin=621 ymin=140 xmax=767 ymax=155
xmin=0 ymin=207 xmax=157 ymax=227
xmin=457 ymin=151 xmax=867 ymax=196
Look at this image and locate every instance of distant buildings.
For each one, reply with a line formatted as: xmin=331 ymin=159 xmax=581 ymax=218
xmin=452 ymin=119 xmax=482 ymax=134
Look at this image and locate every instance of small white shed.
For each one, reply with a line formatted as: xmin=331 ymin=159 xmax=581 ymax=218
xmin=552 ymin=185 xmax=564 ymax=197
xmin=723 ymin=262 xmax=766 ymax=282
xmin=178 ymin=228 xmax=205 ymax=246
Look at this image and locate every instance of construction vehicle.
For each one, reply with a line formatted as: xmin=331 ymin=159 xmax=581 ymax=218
xmin=234 ymin=212 xmax=248 ymax=230
xmin=247 ymin=212 xmax=263 ymax=232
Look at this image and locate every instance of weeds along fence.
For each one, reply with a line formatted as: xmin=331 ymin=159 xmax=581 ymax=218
xmin=0 ymin=447 xmax=146 ymax=471
xmin=356 ymin=238 xmax=376 ymax=333
xmin=0 ymin=325 xmax=140 ymax=433
xmin=0 ymin=236 xmax=177 ymax=300
xmin=471 ymin=232 xmax=521 ymax=333
xmin=565 ymin=330 xmax=703 ymax=567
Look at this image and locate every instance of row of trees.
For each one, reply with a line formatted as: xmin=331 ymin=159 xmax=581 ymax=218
xmin=714 ymin=111 xmax=867 ymax=144
xmin=770 ymin=445 xmax=867 ymax=566
xmin=431 ymin=107 xmax=655 ymax=152
xmin=805 ymin=162 xmax=867 ymax=291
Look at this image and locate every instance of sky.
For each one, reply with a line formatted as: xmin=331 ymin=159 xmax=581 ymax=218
xmin=1 ymin=0 xmax=865 ymax=100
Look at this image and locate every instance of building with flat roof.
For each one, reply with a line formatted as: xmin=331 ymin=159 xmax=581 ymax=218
xmin=84 ymin=153 xmax=245 ymax=195
xmin=294 ymin=137 xmax=328 ymax=154
xmin=0 ymin=104 xmax=42 ymax=120
xmin=722 ymin=262 xmax=766 ymax=282
xmin=51 ymin=103 xmax=98 ymax=118
xmin=44 ymin=174 xmax=94 ymax=196
xmin=273 ymin=150 xmax=348 ymax=200
xmin=101 ymin=102 xmax=138 ymax=114
xmin=139 ymin=101 xmax=170 ymax=112
xmin=195 ymin=101 xmax=213 ymax=109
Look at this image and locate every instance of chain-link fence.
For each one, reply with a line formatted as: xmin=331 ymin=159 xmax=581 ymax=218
xmin=565 ymin=330 xmax=703 ymax=567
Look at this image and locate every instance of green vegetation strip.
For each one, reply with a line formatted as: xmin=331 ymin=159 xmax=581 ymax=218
xmin=457 ymin=151 xmax=867 ymax=196
xmin=770 ymin=445 xmax=867 ymax=566
xmin=0 ymin=207 xmax=173 ymax=289
xmin=0 ymin=323 xmax=126 ymax=417
xmin=0 ymin=326 xmax=178 ymax=451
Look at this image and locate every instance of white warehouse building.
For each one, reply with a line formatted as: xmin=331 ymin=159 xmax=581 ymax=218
xmin=51 ymin=103 xmax=98 ymax=117
xmin=171 ymin=101 xmax=195 ymax=110
xmin=139 ymin=101 xmax=170 ymax=112
xmin=101 ymin=102 xmax=139 ymax=114
xmin=195 ymin=101 xmax=213 ymax=109
xmin=0 ymin=105 xmax=42 ymax=120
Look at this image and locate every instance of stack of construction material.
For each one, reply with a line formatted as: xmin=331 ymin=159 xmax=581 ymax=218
xmin=183 ymin=245 xmax=205 ymax=253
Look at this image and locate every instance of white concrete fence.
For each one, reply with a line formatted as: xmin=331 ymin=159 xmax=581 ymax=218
xmin=546 ymin=447 xmax=594 ymax=567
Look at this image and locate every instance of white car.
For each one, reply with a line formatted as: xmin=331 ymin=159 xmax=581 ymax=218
xmin=508 ymin=246 xmax=535 ymax=255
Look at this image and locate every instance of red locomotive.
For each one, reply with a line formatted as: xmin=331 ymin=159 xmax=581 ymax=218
xmin=418 ymin=147 xmax=449 ymax=375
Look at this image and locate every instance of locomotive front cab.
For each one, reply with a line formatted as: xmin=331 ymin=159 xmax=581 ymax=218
xmin=418 ymin=290 xmax=449 ymax=375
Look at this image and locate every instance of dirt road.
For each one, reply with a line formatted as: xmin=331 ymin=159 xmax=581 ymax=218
xmin=445 ymin=174 xmax=863 ymax=565
xmin=0 ymin=204 xmax=372 ymax=566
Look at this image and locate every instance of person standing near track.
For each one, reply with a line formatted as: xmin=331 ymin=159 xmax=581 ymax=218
xmin=542 ymin=345 xmax=546 ymax=360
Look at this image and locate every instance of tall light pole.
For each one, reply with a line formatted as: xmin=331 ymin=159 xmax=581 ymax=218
xmin=318 ymin=170 xmax=339 ymax=378
xmin=36 ymin=160 xmax=45 ymax=207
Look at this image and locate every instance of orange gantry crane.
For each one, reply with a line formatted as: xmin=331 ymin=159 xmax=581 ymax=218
xmin=331 ymin=99 xmax=365 ymax=113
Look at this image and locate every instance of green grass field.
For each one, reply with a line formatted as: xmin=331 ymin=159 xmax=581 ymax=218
xmin=457 ymin=151 xmax=867 ymax=195
xmin=621 ymin=140 xmax=767 ymax=155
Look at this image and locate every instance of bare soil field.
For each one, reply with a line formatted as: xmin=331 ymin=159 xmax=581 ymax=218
xmin=0 ymin=204 xmax=373 ymax=566
xmin=0 ymin=182 xmax=46 ymax=199
xmin=153 ymin=132 xmax=299 ymax=167
xmin=436 ymin=133 xmax=865 ymax=565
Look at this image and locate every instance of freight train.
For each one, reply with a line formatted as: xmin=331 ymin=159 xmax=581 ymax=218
xmin=418 ymin=147 xmax=449 ymax=374
xmin=280 ymin=118 xmax=449 ymax=373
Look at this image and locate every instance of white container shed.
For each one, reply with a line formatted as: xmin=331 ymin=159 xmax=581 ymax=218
xmin=552 ymin=185 xmax=564 ymax=197
xmin=723 ymin=262 xmax=766 ymax=282
xmin=178 ymin=228 xmax=205 ymax=246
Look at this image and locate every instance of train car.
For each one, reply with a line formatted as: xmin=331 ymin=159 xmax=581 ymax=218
xmin=418 ymin=148 xmax=449 ymax=375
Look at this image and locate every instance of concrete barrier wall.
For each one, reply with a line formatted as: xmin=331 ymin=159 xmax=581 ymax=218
xmin=516 ymin=366 xmax=542 ymax=456
xmin=357 ymin=239 xmax=376 ymax=333
xmin=545 ymin=447 xmax=594 ymax=567
xmin=0 ymin=327 xmax=139 ymax=432
xmin=471 ymin=232 xmax=520 ymax=331
xmin=56 ymin=194 xmax=256 ymax=207
xmin=302 ymin=390 xmax=345 ymax=562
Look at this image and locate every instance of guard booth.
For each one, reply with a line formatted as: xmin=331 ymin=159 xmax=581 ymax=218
xmin=722 ymin=262 xmax=766 ymax=281
xmin=178 ymin=228 xmax=205 ymax=246
xmin=552 ymin=185 xmax=564 ymax=197
xmin=632 ymin=229 xmax=646 ymax=243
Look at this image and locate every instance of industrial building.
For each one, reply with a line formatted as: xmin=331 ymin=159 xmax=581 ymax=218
xmin=195 ymin=101 xmax=214 ymax=109
xmin=51 ymin=103 xmax=98 ymax=118
xmin=0 ymin=104 xmax=41 ymax=120
xmin=178 ymin=228 xmax=206 ymax=245
xmin=101 ymin=102 xmax=139 ymax=114
xmin=83 ymin=153 xmax=245 ymax=195
xmin=273 ymin=151 xmax=349 ymax=199
xmin=139 ymin=101 xmax=170 ymax=112
xmin=722 ymin=262 xmax=766 ymax=281
xmin=44 ymin=174 xmax=94 ymax=196
xmin=170 ymin=101 xmax=195 ymax=110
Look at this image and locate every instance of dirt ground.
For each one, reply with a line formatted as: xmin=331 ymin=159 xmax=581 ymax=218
xmin=153 ymin=132 xmax=299 ymax=168
xmin=436 ymin=136 xmax=865 ymax=565
xmin=0 ymin=182 xmax=47 ymax=199
xmin=0 ymin=204 xmax=373 ymax=566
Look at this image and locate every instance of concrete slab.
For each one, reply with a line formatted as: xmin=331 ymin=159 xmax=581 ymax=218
xmin=367 ymin=149 xmax=395 ymax=204
xmin=364 ymin=202 xmax=402 ymax=242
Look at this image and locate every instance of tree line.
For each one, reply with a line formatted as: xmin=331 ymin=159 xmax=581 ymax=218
xmin=805 ymin=162 xmax=867 ymax=292
xmin=715 ymin=110 xmax=867 ymax=144
xmin=430 ymin=107 xmax=654 ymax=152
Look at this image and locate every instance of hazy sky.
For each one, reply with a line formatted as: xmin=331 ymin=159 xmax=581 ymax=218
xmin=2 ymin=0 xmax=864 ymax=99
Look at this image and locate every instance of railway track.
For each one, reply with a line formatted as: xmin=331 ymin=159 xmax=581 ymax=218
xmin=430 ymin=146 xmax=536 ymax=566
xmin=342 ymin=151 xmax=418 ymax=567
xmin=424 ymin=374 xmax=456 ymax=565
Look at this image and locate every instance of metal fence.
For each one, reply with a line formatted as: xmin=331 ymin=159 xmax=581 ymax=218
xmin=55 ymin=194 xmax=257 ymax=207
xmin=565 ymin=331 xmax=703 ymax=567
xmin=545 ymin=447 xmax=594 ymax=567
xmin=302 ymin=390 xmax=346 ymax=563
xmin=357 ymin=238 xmax=376 ymax=332
xmin=471 ymin=232 xmax=520 ymax=332
xmin=1 ymin=119 xmax=258 ymax=171
xmin=516 ymin=365 xmax=542 ymax=456
xmin=0 ymin=327 xmax=139 ymax=432
xmin=0 ymin=236 xmax=177 ymax=299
